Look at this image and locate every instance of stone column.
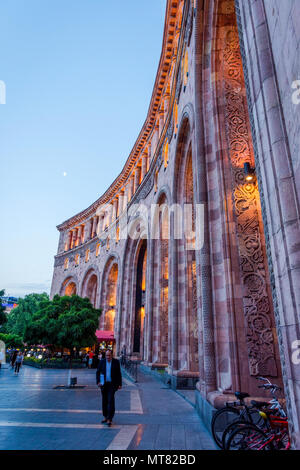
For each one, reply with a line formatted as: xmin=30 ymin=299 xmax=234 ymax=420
xmin=129 ymin=176 xmax=134 ymax=201
xmin=91 ymin=217 xmax=96 ymax=238
xmin=164 ymin=94 xmax=170 ymax=121
xmin=119 ymin=190 xmax=125 ymax=215
xmin=113 ymin=198 xmax=118 ymax=220
xmin=159 ymin=109 xmax=164 ymax=136
xmin=134 ymin=167 xmax=141 ymax=193
xmin=79 ymin=225 xmax=84 ymax=244
xmin=141 ymin=154 xmax=148 ymax=180
xmin=236 ymin=0 xmax=300 ymax=447
xmin=73 ymin=228 xmax=79 ymax=247
xmin=68 ymin=231 xmax=72 ymax=250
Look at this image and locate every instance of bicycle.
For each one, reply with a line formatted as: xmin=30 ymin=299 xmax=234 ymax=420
xmin=221 ymin=377 xmax=286 ymax=449
xmin=225 ymin=411 xmax=290 ymax=450
xmin=211 ymin=391 xmax=263 ymax=448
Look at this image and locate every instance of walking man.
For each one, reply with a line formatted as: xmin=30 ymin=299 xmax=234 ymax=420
xmin=14 ymin=351 xmax=24 ymax=375
xmin=96 ymin=349 xmax=122 ymax=427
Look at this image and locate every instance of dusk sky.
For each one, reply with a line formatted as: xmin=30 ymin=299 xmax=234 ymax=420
xmin=0 ymin=1 xmax=166 ymax=298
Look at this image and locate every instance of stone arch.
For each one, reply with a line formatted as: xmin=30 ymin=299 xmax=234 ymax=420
xmin=149 ymin=190 xmax=170 ymax=366
xmin=119 ymin=228 xmax=149 ymax=359
xmin=172 ymin=114 xmax=198 ymax=373
xmin=60 ymin=276 xmax=78 ymax=296
xmin=81 ymin=267 xmax=99 ymax=308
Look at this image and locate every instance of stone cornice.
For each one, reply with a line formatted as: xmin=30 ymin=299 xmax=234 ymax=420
xmin=57 ymin=0 xmax=183 ymax=232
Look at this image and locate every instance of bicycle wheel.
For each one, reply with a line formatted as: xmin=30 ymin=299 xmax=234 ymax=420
xmin=222 ymin=409 xmax=266 ymax=449
xmin=222 ymin=420 xmax=249 ymax=450
xmin=211 ymin=406 xmax=240 ymax=448
xmin=226 ymin=423 xmax=274 ymax=451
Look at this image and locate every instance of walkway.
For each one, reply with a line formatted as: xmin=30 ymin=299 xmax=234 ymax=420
xmin=0 ymin=365 xmax=216 ymax=450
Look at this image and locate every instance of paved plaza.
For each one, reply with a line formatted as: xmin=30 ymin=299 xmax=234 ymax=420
xmin=0 ymin=365 xmax=216 ymax=450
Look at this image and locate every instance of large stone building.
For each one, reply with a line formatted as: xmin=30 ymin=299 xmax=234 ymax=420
xmin=51 ymin=0 xmax=300 ymax=446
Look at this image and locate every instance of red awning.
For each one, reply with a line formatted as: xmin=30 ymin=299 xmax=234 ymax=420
xmin=95 ymin=330 xmax=115 ymax=341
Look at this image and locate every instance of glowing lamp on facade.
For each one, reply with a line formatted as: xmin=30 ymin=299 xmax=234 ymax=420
xmin=244 ymin=162 xmax=255 ymax=182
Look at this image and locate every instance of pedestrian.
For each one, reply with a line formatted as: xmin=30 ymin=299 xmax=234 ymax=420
xmin=88 ymin=350 xmax=94 ymax=369
xmin=11 ymin=350 xmax=17 ymax=369
xmin=14 ymin=351 xmax=24 ymax=375
xmin=85 ymin=353 xmax=89 ymax=368
xmin=96 ymin=349 xmax=122 ymax=427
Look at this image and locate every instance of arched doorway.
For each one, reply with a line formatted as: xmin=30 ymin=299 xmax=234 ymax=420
xmin=172 ymin=117 xmax=199 ymax=374
xmin=81 ymin=269 xmax=98 ymax=307
xmin=60 ymin=277 xmax=77 ymax=296
xmin=65 ymin=282 xmax=76 ymax=296
xmin=133 ymin=240 xmax=147 ymax=357
xmin=151 ymin=194 xmax=169 ymax=366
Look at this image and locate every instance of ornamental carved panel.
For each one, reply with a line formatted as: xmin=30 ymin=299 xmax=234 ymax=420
xmin=223 ymin=28 xmax=278 ymax=377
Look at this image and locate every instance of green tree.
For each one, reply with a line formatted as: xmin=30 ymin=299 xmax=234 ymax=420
xmin=4 ymin=293 xmax=49 ymax=338
xmin=24 ymin=294 xmax=101 ymax=355
xmin=0 ymin=289 xmax=7 ymax=327
xmin=0 ymin=333 xmax=24 ymax=348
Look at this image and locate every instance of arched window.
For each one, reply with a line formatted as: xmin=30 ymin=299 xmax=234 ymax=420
xmin=96 ymin=243 xmax=100 ymax=257
xmin=75 ymin=254 xmax=80 ymax=266
xmin=85 ymin=249 xmax=90 ymax=263
xmin=163 ymin=140 xmax=169 ymax=168
xmin=64 ymin=258 xmax=69 ymax=271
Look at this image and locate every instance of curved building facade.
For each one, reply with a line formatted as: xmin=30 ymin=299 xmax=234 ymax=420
xmin=51 ymin=0 xmax=300 ymax=446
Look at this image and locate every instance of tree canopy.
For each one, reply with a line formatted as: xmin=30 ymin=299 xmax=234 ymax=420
xmin=24 ymin=294 xmax=101 ymax=354
xmin=3 ymin=292 xmax=49 ymax=337
xmin=0 ymin=333 xmax=24 ymax=348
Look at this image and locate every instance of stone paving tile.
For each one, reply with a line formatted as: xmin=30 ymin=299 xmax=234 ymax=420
xmin=0 ymin=366 xmax=217 ymax=450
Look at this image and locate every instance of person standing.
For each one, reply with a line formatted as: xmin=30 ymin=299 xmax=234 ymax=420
xmin=88 ymin=350 xmax=94 ymax=369
xmin=96 ymin=349 xmax=122 ymax=427
xmin=11 ymin=350 xmax=17 ymax=369
xmin=14 ymin=351 xmax=24 ymax=375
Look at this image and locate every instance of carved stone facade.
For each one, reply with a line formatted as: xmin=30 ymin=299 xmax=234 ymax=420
xmin=50 ymin=0 xmax=300 ymax=447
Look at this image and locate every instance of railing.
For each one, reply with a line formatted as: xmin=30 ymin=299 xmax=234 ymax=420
xmin=120 ymin=354 xmax=138 ymax=383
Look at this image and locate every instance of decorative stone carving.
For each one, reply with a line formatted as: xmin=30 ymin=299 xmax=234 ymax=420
xmin=134 ymin=172 xmax=155 ymax=204
xmin=223 ymin=27 xmax=278 ymax=377
xmin=175 ymin=68 xmax=182 ymax=102
xmin=167 ymin=115 xmax=174 ymax=143
xmin=185 ymin=1 xmax=193 ymax=46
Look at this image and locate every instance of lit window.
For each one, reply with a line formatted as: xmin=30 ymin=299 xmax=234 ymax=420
xmin=163 ymin=140 xmax=169 ymax=168
xmin=96 ymin=243 xmax=100 ymax=257
xmin=75 ymin=254 xmax=80 ymax=266
xmin=116 ymin=226 xmax=120 ymax=243
xmin=106 ymin=237 xmax=110 ymax=251
xmin=183 ymin=49 xmax=188 ymax=88
xmin=85 ymin=249 xmax=90 ymax=263
xmin=174 ymin=100 xmax=178 ymax=136
xmin=64 ymin=258 xmax=69 ymax=270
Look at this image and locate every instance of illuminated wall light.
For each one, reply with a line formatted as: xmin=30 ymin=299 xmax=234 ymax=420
xmin=244 ymin=162 xmax=255 ymax=182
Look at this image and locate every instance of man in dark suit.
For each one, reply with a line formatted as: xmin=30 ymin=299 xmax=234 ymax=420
xmin=96 ymin=349 xmax=122 ymax=426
